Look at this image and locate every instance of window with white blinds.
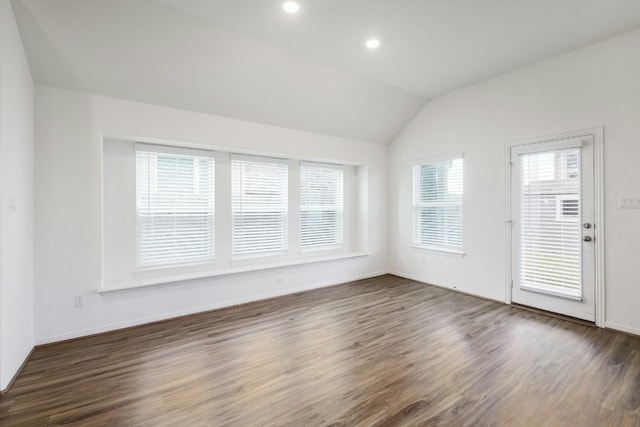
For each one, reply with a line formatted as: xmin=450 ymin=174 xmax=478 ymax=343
xmin=413 ymin=156 xmax=463 ymax=252
xmin=136 ymin=149 xmax=215 ymax=267
xmin=300 ymin=164 xmax=344 ymax=250
xmin=232 ymin=157 xmax=288 ymax=256
xmin=520 ymin=148 xmax=582 ymax=298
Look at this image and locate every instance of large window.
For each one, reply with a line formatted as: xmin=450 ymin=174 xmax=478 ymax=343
xmin=300 ymin=164 xmax=344 ymax=250
xmin=413 ymin=156 xmax=463 ymax=252
xmin=232 ymin=157 xmax=288 ymax=256
xmin=104 ymin=139 xmax=361 ymax=288
xmin=136 ymin=148 xmax=215 ymax=267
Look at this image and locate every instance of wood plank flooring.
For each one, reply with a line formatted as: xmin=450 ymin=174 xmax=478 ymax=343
xmin=1 ymin=274 xmax=640 ymax=426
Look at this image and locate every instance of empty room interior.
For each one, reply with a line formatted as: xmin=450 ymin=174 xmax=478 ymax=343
xmin=2 ymin=0 xmax=640 ymax=425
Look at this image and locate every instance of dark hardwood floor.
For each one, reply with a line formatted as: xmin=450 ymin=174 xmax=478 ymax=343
xmin=1 ymin=274 xmax=639 ymax=426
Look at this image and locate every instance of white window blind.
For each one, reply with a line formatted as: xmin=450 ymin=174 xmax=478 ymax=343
xmin=413 ymin=156 xmax=463 ymax=251
xmin=136 ymin=149 xmax=215 ymax=267
xmin=232 ymin=157 xmax=288 ymax=256
xmin=300 ymin=164 xmax=344 ymax=249
xmin=520 ymin=148 xmax=582 ymax=299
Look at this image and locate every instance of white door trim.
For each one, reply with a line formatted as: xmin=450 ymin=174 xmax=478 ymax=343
xmin=505 ymin=127 xmax=605 ymax=327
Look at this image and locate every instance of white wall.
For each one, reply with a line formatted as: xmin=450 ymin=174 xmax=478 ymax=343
xmin=389 ymin=28 xmax=640 ymax=334
xmin=0 ymin=0 xmax=35 ymax=391
xmin=34 ymin=86 xmax=388 ymax=344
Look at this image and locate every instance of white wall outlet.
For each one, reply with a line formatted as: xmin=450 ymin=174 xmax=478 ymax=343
xmin=9 ymin=197 xmax=16 ymax=213
xmin=74 ymin=296 xmax=85 ymax=308
xmin=276 ymin=277 xmax=285 ymax=285
xmin=618 ymin=197 xmax=640 ymax=209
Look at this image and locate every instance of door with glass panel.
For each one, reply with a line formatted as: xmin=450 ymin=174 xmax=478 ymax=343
xmin=510 ymin=135 xmax=595 ymax=321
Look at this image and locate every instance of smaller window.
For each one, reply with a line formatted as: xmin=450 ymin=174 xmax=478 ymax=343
xmin=413 ymin=155 xmax=464 ymax=252
xmin=300 ymin=164 xmax=344 ymax=250
xmin=136 ymin=148 xmax=215 ymax=268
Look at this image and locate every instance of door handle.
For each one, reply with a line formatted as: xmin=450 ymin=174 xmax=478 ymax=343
xmin=583 ymin=236 xmax=593 ymax=242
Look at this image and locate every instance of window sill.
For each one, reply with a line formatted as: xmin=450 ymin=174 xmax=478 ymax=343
xmin=99 ymin=251 xmax=370 ymax=294
xmin=411 ymin=245 xmax=466 ymax=257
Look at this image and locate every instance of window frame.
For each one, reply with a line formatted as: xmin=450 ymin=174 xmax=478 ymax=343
xmin=412 ymin=154 xmax=464 ymax=255
xmin=102 ymin=136 xmax=366 ymax=291
xmin=135 ymin=143 xmax=216 ymax=269
xmin=299 ymin=162 xmax=345 ymax=252
xmin=230 ymin=154 xmax=290 ymax=259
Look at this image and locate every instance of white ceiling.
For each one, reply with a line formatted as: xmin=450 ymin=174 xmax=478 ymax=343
xmin=12 ymin=0 xmax=640 ymax=144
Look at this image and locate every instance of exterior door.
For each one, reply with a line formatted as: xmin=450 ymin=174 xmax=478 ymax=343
xmin=510 ymin=134 xmax=595 ymax=321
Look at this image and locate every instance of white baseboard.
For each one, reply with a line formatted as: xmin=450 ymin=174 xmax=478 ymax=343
xmin=388 ymin=270 xmax=506 ymax=303
xmin=35 ymin=271 xmax=389 ymax=345
xmin=604 ymin=321 xmax=640 ymax=337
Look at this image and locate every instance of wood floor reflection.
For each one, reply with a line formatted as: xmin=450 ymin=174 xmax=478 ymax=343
xmin=1 ymin=274 xmax=639 ymax=426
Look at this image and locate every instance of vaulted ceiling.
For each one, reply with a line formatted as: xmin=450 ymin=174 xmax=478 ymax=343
xmin=12 ymin=0 xmax=640 ymax=144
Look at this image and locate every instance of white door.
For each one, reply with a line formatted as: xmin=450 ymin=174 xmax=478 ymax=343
xmin=510 ymin=135 xmax=595 ymax=321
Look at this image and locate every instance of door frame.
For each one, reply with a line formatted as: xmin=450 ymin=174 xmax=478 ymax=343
xmin=505 ymin=127 xmax=605 ymax=327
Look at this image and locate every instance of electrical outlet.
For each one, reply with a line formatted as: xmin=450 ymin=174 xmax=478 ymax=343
xmin=276 ymin=277 xmax=285 ymax=285
xmin=618 ymin=197 xmax=640 ymax=209
xmin=74 ymin=296 xmax=85 ymax=308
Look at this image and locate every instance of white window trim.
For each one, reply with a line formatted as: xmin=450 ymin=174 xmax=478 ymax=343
xmin=413 ymin=153 xmax=464 ymax=167
xmin=300 ymin=161 xmax=345 ymax=170
xmin=136 ymin=142 xmax=217 ymax=159
xmin=410 ymin=245 xmax=466 ymax=257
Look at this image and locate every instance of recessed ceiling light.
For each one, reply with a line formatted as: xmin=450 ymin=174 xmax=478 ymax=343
xmin=283 ymin=1 xmax=300 ymax=14
xmin=366 ymin=39 xmax=381 ymax=50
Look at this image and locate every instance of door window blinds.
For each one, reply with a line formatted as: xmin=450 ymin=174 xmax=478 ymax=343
xmin=136 ymin=150 xmax=215 ymax=267
xmin=519 ymin=148 xmax=582 ymax=299
xmin=413 ymin=156 xmax=463 ymax=251
xmin=300 ymin=164 xmax=344 ymax=249
xmin=232 ymin=158 xmax=288 ymax=256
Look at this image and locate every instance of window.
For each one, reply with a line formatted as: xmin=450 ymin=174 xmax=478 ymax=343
xmin=232 ymin=157 xmax=288 ymax=256
xmin=136 ymin=148 xmax=215 ymax=267
xmin=104 ymin=137 xmax=363 ymax=289
xmin=413 ymin=156 xmax=463 ymax=252
xmin=300 ymin=164 xmax=344 ymax=250
xmin=520 ymin=148 xmax=581 ymax=297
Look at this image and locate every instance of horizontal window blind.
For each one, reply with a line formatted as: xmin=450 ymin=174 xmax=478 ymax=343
xmin=300 ymin=165 xmax=344 ymax=249
xmin=232 ymin=158 xmax=288 ymax=255
xmin=413 ymin=157 xmax=463 ymax=251
xmin=520 ymin=148 xmax=582 ymax=298
xmin=136 ymin=150 xmax=215 ymax=267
